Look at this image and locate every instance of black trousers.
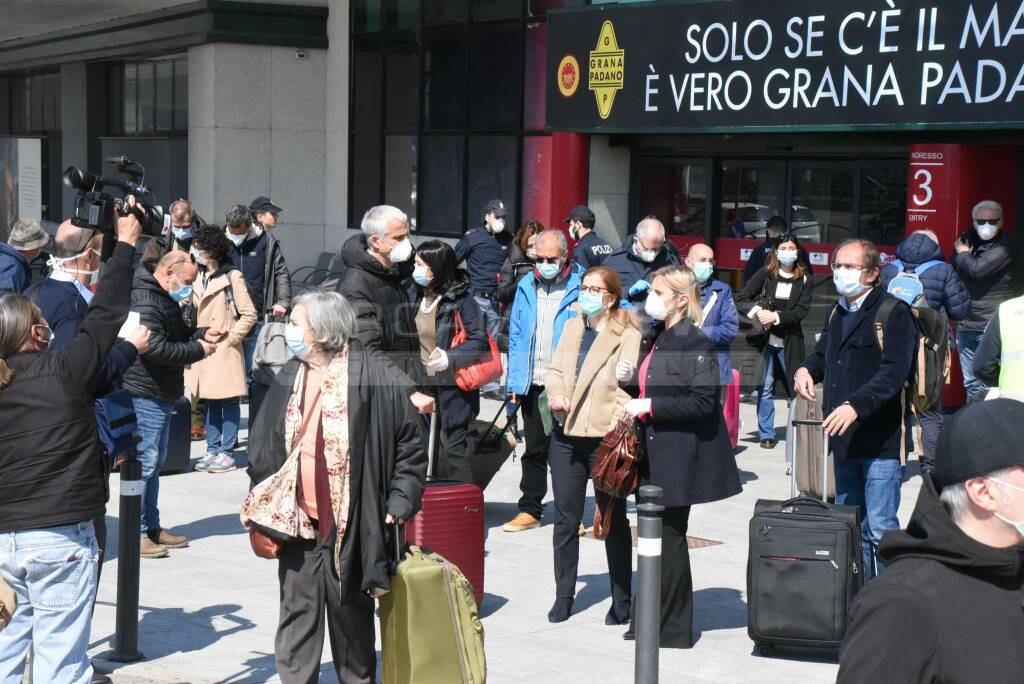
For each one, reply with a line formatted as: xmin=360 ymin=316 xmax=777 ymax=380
xmin=659 ymin=506 xmax=694 ymax=649
xmin=429 ymin=402 xmax=474 ymax=485
xmin=518 ymin=385 xmax=550 ymax=518
xmin=276 ymin=538 xmax=375 ymax=684
xmin=549 ymin=427 xmax=631 ymax=602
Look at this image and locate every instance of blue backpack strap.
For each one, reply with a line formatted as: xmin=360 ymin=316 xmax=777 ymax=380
xmin=889 ymin=258 xmax=904 ymax=273
xmin=913 ymin=260 xmax=942 ymax=276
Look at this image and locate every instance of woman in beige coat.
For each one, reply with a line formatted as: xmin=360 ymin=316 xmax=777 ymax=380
xmin=544 ymin=265 xmax=641 ymax=624
xmin=184 ymin=224 xmax=257 ymax=473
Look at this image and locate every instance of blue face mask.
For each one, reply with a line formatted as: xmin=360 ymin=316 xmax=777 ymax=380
xmin=172 ymin=226 xmax=194 ymax=241
xmin=169 ymin=278 xmax=192 ymax=302
xmin=413 ymin=265 xmax=432 ymax=287
xmin=693 ymin=262 xmax=714 ymax=283
xmin=777 ymin=249 xmax=798 ymax=267
xmin=578 ymin=291 xmax=607 ymax=317
xmin=285 ymin=324 xmax=312 ymax=360
xmin=537 ymin=261 xmax=561 ymax=281
xmin=833 ymin=267 xmax=866 ymax=298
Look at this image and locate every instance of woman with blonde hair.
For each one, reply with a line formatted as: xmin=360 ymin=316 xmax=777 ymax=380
xmin=621 ymin=264 xmax=742 ymax=648
xmin=544 ymin=265 xmax=641 ymax=624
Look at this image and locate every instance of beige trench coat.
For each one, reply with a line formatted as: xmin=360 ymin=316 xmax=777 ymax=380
xmin=184 ymin=268 xmax=257 ymax=399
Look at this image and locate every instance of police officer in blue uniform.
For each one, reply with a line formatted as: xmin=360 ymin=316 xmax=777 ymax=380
xmin=567 ymin=205 xmax=612 ymax=269
xmin=455 ymin=199 xmax=513 ymax=342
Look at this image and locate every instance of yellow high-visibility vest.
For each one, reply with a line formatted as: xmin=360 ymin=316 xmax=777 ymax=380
xmin=998 ymin=295 xmax=1024 ymax=396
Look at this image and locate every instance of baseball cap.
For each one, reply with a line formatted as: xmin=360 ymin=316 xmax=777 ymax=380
xmin=249 ymin=196 xmax=282 ymax=214
xmin=934 ymin=399 xmax=1024 ymax=488
xmin=564 ymin=205 xmax=595 ymax=223
xmin=485 ymin=199 xmax=507 ymax=218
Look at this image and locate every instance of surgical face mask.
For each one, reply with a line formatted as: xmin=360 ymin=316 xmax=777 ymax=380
xmin=285 ymin=324 xmax=312 ymax=360
xmin=777 ymin=249 xmax=799 ymax=267
xmin=578 ymin=291 xmax=607 ymax=317
xmin=226 ymin=231 xmax=247 ymax=247
xmin=169 ymin=276 xmax=193 ymax=302
xmin=172 ymin=225 xmax=194 ymax=241
xmin=987 ymin=477 xmax=1024 ymax=538
xmin=537 ymin=261 xmax=561 ymax=281
xmin=833 ymin=267 xmax=866 ymax=298
xmin=976 ymin=221 xmax=999 ymax=241
xmin=569 ymin=222 xmax=581 ymax=240
xmin=644 ymin=291 xmax=671 ymax=321
xmin=490 ymin=218 xmax=506 ymax=234
xmin=412 ymin=265 xmax=432 ymax=287
xmin=634 ymin=238 xmax=659 ymax=264
xmin=387 ymin=237 xmax=413 ymax=264
xmin=49 ymin=249 xmax=99 ymax=286
xmin=190 ymin=248 xmax=209 ymax=267
xmin=692 ymin=261 xmax=714 ymax=283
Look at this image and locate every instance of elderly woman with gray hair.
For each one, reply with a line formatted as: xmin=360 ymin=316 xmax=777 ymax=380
xmin=243 ymin=290 xmax=426 ymax=684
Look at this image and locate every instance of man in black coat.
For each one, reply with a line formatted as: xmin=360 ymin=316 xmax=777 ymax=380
xmin=335 ymin=205 xmax=435 ymax=415
xmin=122 ymin=251 xmax=220 ymax=558
xmin=838 ymin=399 xmax=1024 ymax=683
xmin=567 ymin=205 xmax=612 ymax=269
xmin=603 ymin=217 xmax=680 ymax=305
xmin=795 ymin=239 xmax=917 ymax=581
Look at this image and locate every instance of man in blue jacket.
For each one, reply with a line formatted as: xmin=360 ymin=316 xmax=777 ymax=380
xmin=881 ymin=228 xmax=970 ymax=473
xmin=603 ymin=217 xmax=680 ymax=306
xmin=0 ymin=219 xmax=49 ymax=293
xmin=685 ymin=242 xmax=738 ymax=390
xmin=504 ymin=229 xmax=582 ymax=533
xmin=795 ymin=239 xmax=918 ymax=580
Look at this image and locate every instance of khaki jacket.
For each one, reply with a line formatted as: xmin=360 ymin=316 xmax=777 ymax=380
xmin=184 ymin=267 xmax=257 ymax=399
xmin=546 ymin=312 xmax=641 ymax=438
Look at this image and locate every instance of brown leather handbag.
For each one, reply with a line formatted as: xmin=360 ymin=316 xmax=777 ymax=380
xmin=248 ymin=524 xmax=286 ymax=559
xmin=0 ymin=576 xmax=15 ymax=631
xmin=591 ymin=415 xmax=641 ymax=539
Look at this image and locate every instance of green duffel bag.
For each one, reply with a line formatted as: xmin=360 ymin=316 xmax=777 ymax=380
xmin=379 ymin=545 xmax=486 ymax=684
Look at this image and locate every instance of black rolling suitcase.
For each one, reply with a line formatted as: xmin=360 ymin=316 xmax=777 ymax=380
xmin=747 ymin=417 xmax=863 ymax=656
xmin=161 ymin=396 xmax=192 ymax=474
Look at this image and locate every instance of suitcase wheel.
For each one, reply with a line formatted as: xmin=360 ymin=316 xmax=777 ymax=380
xmin=756 ymin=643 xmax=774 ymax=657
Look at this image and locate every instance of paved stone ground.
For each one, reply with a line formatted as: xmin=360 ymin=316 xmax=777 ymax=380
xmin=87 ymin=399 xmax=922 ymax=683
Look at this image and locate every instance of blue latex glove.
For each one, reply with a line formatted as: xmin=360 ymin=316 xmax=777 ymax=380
xmin=629 ymin=279 xmax=651 ymax=297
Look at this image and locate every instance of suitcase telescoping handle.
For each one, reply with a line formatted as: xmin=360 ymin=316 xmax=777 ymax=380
xmin=790 ymin=418 xmax=829 ymax=503
xmin=427 ymin=412 xmax=438 ymax=480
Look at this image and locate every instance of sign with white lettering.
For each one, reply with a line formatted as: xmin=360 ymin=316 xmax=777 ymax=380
xmin=547 ymin=0 xmax=1024 ymax=132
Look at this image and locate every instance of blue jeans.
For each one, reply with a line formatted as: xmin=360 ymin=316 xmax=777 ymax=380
xmin=243 ymin=320 xmax=264 ymax=386
xmin=0 ymin=521 xmax=98 ymax=684
xmin=834 ymin=457 xmax=904 ymax=581
xmin=205 ymin=397 xmax=240 ymax=454
xmin=956 ymin=329 xmax=987 ymax=398
xmin=474 ymin=296 xmax=501 ymax=391
xmin=757 ymin=345 xmax=786 ymax=440
xmin=131 ymin=395 xmax=174 ymax=536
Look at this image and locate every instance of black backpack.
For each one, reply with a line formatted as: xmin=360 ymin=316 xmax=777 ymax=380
xmin=874 ymin=296 xmax=950 ymax=414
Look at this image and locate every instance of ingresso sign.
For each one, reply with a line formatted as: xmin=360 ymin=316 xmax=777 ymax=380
xmin=546 ymin=0 xmax=1024 ymax=133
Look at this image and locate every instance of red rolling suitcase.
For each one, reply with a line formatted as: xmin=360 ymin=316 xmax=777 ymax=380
xmin=723 ymin=368 xmax=741 ymax=450
xmin=405 ymin=413 xmax=486 ymax=604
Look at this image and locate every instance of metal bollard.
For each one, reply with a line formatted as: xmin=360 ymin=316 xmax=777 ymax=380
xmin=104 ymin=449 xmax=145 ymax=662
xmin=635 ymin=485 xmax=664 ymax=684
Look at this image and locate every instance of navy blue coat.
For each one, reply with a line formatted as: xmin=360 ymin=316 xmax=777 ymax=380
xmin=572 ymin=231 xmax=613 ymax=269
xmin=633 ymin=320 xmax=742 ymax=509
xmin=881 ymin=233 xmax=970 ymax=320
xmin=603 ymin=244 xmax=680 ymax=303
xmin=416 ymin=274 xmax=489 ymax=430
xmin=0 ymin=243 xmax=30 ymax=293
xmin=697 ymin=278 xmax=738 ymax=385
xmin=454 ymin=226 xmax=513 ymax=296
xmin=799 ymin=288 xmax=918 ymax=460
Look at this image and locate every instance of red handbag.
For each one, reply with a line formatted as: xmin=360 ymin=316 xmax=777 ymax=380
xmin=451 ymin=311 xmax=503 ymax=392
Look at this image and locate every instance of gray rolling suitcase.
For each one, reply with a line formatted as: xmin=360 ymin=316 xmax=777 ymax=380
xmin=785 ymin=388 xmax=835 ymax=501
xmin=747 ymin=410 xmax=863 ymax=656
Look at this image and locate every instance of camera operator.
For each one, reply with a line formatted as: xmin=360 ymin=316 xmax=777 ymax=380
xmin=0 ymin=211 xmax=141 ymax=684
xmin=121 ymin=250 xmax=222 ymax=558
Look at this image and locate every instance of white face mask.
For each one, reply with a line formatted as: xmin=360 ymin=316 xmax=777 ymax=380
xmin=48 ymin=250 xmax=99 ymax=286
xmin=987 ymin=477 xmax=1024 ymax=539
xmin=644 ymin=291 xmax=671 ymax=321
xmin=190 ymin=248 xmax=210 ymax=267
xmin=387 ymin=237 xmax=413 ymax=264
xmin=226 ymin=231 xmax=247 ymax=246
xmin=976 ymin=221 xmax=999 ymax=241
xmin=634 ymin=238 xmax=659 ymax=264
xmin=490 ymin=218 xmax=506 ymax=234
xmin=833 ymin=267 xmax=867 ymax=298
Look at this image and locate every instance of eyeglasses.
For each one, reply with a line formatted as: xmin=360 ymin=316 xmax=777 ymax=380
xmin=580 ymin=286 xmax=609 ymax=295
xmin=536 ymin=256 xmax=561 ymax=265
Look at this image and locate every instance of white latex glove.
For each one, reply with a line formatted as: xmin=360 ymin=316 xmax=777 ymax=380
xmin=615 ymin=360 xmax=636 ymax=382
xmin=625 ymin=398 xmax=652 ymax=417
xmin=425 ymin=349 xmax=449 ymax=372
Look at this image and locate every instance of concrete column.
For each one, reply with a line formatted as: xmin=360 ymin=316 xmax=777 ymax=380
xmin=325 ymin=0 xmax=351 ymax=251
xmin=189 ymin=42 xmax=329 ymax=271
xmin=587 ymin=134 xmax=631 ymax=246
xmin=60 ymin=62 xmax=106 ymax=216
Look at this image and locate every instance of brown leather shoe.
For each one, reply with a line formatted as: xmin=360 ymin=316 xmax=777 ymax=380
xmin=502 ymin=512 xmax=541 ymax=532
xmin=150 ymin=529 xmax=189 ymax=549
xmin=190 ymin=426 xmax=205 ymax=441
xmin=140 ymin=538 xmax=168 ymax=559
